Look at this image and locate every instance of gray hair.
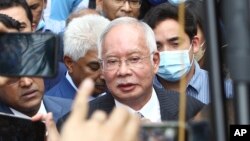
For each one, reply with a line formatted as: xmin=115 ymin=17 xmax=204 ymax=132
xmin=97 ymin=17 xmax=157 ymax=59
xmin=64 ymin=14 xmax=110 ymax=61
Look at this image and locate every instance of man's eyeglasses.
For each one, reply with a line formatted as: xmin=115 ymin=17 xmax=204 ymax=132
xmin=100 ymin=53 xmax=153 ymax=71
xmin=112 ymin=0 xmax=142 ymax=9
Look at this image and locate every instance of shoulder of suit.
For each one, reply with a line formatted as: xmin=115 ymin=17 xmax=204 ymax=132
xmin=89 ymin=93 xmax=112 ymax=104
xmin=43 ymin=95 xmax=73 ymax=104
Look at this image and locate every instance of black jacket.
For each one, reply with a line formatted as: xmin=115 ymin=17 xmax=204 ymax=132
xmin=57 ymin=86 xmax=204 ymax=130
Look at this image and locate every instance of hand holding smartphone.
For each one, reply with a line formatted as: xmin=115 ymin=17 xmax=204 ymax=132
xmin=0 ymin=32 xmax=58 ymax=77
xmin=0 ymin=112 xmax=46 ymax=141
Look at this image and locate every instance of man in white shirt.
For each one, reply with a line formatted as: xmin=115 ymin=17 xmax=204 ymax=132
xmin=57 ymin=17 xmax=204 ymax=128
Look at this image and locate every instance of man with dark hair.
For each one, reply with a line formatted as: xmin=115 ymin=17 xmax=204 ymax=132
xmin=144 ymin=3 xmax=210 ymax=104
xmin=0 ymin=0 xmax=72 ymax=122
xmin=25 ymin=0 xmax=47 ymax=31
xmin=0 ymin=0 xmax=33 ymax=32
xmin=185 ymin=0 xmax=207 ymax=70
xmin=0 ymin=13 xmax=22 ymax=31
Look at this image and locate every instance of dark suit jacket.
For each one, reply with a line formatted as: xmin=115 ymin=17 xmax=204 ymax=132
xmin=57 ymin=86 xmax=204 ymax=130
xmin=87 ymin=86 xmax=204 ymax=120
xmin=0 ymin=96 xmax=72 ymax=122
xmin=45 ymin=75 xmax=76 ymax=99
xmin=44 ymin=62 xmax=67 ymax=92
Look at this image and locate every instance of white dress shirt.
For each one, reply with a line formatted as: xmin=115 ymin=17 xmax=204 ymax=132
xmin=115 ymin=88 xmax=161 ymax=122
xmin=10 ymin=101 xmax=47 ymax=119
xmin=65 ymin=71 xmax=78 ymax=90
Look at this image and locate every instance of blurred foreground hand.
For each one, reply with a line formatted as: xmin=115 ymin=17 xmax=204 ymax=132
xmin=33 ymin=78 xmax=140 ymax=141
xmin=0 ymin=76 xmax=9 ymax=86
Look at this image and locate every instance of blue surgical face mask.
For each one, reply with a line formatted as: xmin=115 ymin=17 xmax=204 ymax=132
xmin=35 ymin=10 xmax=45 ymax=31
xmin=36 ymin=19 xmax=45 ymax=31
xmin=194 ymin=41 xmax=206 ymax=61
xmin=157 ymin=44 xmax=194 ymax=82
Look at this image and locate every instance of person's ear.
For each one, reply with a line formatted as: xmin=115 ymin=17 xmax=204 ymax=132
xmin=192 ymin=36 xmax=200 ymax=54
xmin=96 ymin=0 xmax=103 ymax=13
xmin=64 ymin=56 xmax=74 ymax=73
xmin=152 ymin=51 xmax=160 ymax=74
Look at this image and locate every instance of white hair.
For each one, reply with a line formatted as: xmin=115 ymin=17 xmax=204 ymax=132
xmin=97 ymin=17 xmax=157 ymax=59
xmin=64 ymin=14 xmax=110 ymax=61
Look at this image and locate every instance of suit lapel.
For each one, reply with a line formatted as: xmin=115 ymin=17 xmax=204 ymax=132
xmin=154 ymin=86 xmax=204 ymax=121
xmin=97 ymin=92 xmax=115 ymax=114
xmin=88 ymin=92 xmax=115 ymax=117
xmin=60 ymin=77 xmax=77 ymax=99
xmin=0 ymin=102 xmax=13 ymax=114
xmin=154 ymin=86 xmax=179 ymax=121
xmin=43 ymin=96 xmax=62 ymax=122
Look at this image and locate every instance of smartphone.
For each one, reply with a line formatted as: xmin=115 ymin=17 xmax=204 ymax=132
xmin=0 ymin=112 xmax=46 ymax=141
xmin=0 ymin=32 xmax=58 ymax=77
xmin=140 ymin=121 xmax=190 ymax=141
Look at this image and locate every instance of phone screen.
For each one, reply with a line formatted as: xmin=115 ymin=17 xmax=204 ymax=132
xmin=0 ymin=113 xmax=46 ymax=141
xmin=140 ymin=122 xmax=189 ymax=141
xmin=0 ymin=32 xmax=58 ymax=77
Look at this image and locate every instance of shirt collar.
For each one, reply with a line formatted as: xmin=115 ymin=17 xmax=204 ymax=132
xmin=65 ymin=71 xmax=78 ymax=90
xmin=114 ymin=87 xmax=161 ymax=122
xmin=188 ymin=60 xmax=202 ymax=93
xmin=65 ymin=71 xmax=104 ymax=101
xmin=10 ymin=100 xmax=47 ymax=119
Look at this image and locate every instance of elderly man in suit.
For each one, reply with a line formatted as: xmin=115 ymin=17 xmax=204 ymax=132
xmin=46 ymin=15 xmax=109 ymax=100
xmin=57 ymin=17 xmax=204 ymax=129
xmin=88 ymin=17 xmax=203 ymax=121
xmin=95 ymin=0 xmax=141 ymax=20
xmin=0 ymin=0 xmax=71 ymax=122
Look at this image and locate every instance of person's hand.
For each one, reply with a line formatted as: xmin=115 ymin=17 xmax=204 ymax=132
xmin=33 ymin=78 xmax=140 ymax=141
xmin=61 ymin=78 xmax=140 ymax=141
xmin=32 ymin=113 xmax=60 ymax=141
xmin=0 ymin=76 xmax=9 ymax=86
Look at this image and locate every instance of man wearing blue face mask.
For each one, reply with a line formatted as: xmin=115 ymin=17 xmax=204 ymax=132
xmin=144 ymin=3 xmax=210 ymax=104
